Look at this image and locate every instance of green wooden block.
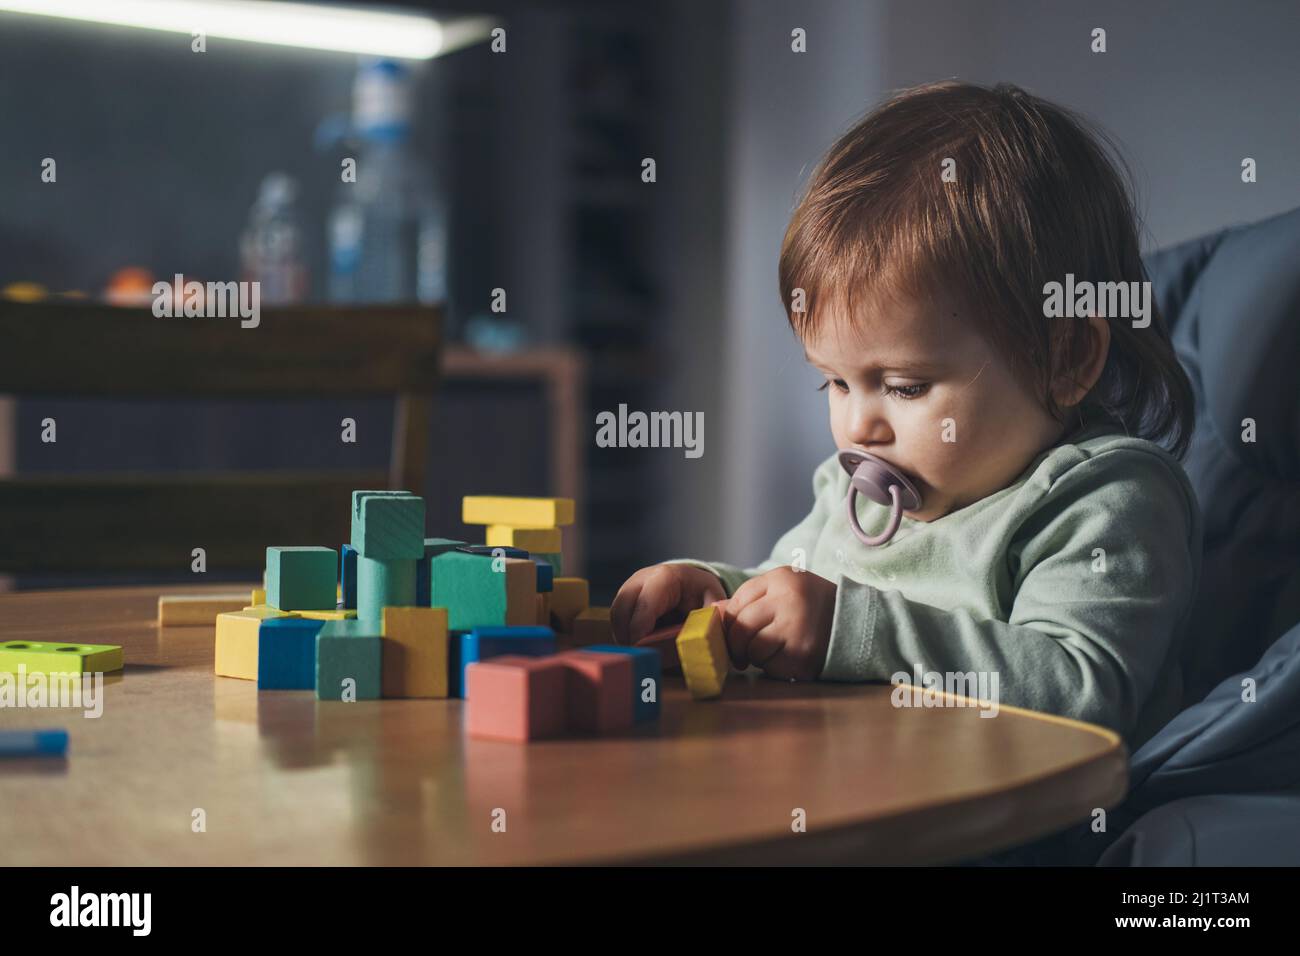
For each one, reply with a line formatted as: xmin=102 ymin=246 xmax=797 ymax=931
xmin=536 ymin=551 xmax=564 ymax=576
xmin=315 ymin=620 xmax=381 ymax=700
xmin=356 ymin=555 xmax=416 ymax=625
xmin=266 ymin=546 xmax=338 ymax=611
xmin=428 ymin=550 xmax=535 ymax=631
xmin=0 ymin=640 xmax=123 ymax=675
xmin=349 ymin=490 xmax=421 ymax=559
xmin=417 ymin=538 xmax=467 ymax=605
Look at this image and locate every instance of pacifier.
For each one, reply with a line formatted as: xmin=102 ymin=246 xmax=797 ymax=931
xmin=837 ymin=447 xmax=923 ymax=546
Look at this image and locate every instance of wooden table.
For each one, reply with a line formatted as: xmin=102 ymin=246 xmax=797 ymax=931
xmin=0 ymin=586 xmax=1128 ymax=865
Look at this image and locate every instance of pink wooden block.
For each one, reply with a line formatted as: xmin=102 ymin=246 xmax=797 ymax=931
xmin=558 ymin=650 xmax=634 ymax=734
xmin=465 ymin=655 xmax=568 ymax=742
xmin=635 ymin=624 xmax=683 ymax=674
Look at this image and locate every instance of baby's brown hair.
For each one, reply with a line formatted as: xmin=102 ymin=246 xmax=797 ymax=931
xmin=779 ymin=80 xmax=1195 ymax=458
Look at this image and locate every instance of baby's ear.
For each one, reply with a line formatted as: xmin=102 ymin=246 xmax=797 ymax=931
xmin=1051 ymin=314 xmax=1111 ymax=408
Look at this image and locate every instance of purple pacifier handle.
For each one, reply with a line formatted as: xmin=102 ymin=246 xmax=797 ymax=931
xmin=836 ymin=448 xmax=923 ymax=547
xmin=846 ymin=483 xmax=904 ymax=546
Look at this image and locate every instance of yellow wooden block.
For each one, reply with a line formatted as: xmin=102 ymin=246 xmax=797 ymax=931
xmin=158 ymin=593 xmax=250 ymax=626
xmin=485 ymin=524 xmax=563 ymax=552
xmin=549 ymin=577 xmax=590 ymax=632
xmin=215 ymin=607 xmax=290 ymax=680
xmin=677 ymin=605 xmax=729 ymax=699
xmin=296 ymin=608 xmax=358 ymax=621
xmin=251 ymin=587 xmax=266 ymax=606
xmin=381 ymin=606 xmax=449 ymax=698
xmin=462 ymin=496 xmax=574 ymax=529
xmin=571 ymin=606 xmax=611 ymax=645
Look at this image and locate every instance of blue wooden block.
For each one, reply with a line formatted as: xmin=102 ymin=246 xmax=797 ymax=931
xmin=340 ymin=544 xmax=359 ymax=610
xmin=454 ymin=626 xmax=556 ymax=698
xmin=416 ymin=537 xmax=466 ymax=606
xmin=353 ymin=493 xmax=425 ymax=559
xmin=258 ymin=617 xmax=326 ymax=689
xmin=316 ymin=619 xmax=381 ymax=700
xmin=535 ymin=560 xmax=553 ymax=593
xmin=583 ymin=645 xmax=662 ymax=722
xmin=266 ymin=546 xmax=337 ymax=611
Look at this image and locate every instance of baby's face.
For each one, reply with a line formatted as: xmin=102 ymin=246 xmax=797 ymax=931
xmin=804 ymin=292 xmax=1066 ymax=522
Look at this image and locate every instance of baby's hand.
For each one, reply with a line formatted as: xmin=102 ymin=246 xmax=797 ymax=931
xmin=716 ymin=567 xmax=836 ymax=680
xmin=611 ymin=563 xmax=727 ymax=645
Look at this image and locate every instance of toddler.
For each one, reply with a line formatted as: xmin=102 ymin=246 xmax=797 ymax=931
xmin=611 ymin=81 xmax=1202 ymax=750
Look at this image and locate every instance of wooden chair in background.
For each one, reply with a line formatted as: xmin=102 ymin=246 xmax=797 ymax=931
xmin=0 ymin=300 xmax=441 ymax=574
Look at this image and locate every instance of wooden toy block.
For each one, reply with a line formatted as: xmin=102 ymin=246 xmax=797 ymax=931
xmin=465 ymin=656 xmax=568 ymax=741
xmin=557 ymin=651 xmax=634 ymax=734
xmin=353 ymin=493 xmax=425 ymax=559
xmin=258 ymin=617 xmax=326 ymax=690
xmin=454 ymin=626 xmax=556 ymax=698
xmin=251 ymin=587 xmax=266 ymax=606
xmin=583 ymin=645 xmax=662 ymax=722
xmin=535 ymin=592 xmax=550 ymax=628
xmin=349 ymin=489 xmax=412 ymax=550
xmin=0 ymin=729 xmax=68 ymax=758
xmin=635 ymin=624 xmax=683 ymax=675
xmin=157 ymin=593 xmax=251 ymax=626
xmin=428 ymin=551 xmax=537 ymax=632
xmin=571 ymin=606 xmax=612 ymax=645
xmin=416 ymin=538 xmax=466 ymax=606
xmin=455 ymin=544 xmax=528 ymax=559
xmin=266 ymin=546 xmax=338 ymax=611
xmin=296 ymin=608 xmax=358 ymax=621
xmin=486 ymin=524 xmax=562 ymax=553
xmin=316 ymin=619 xmax=381 ymax=701
xmin=534 ymin=560 xmax=554 ymax=592
xmin=536 ymin=551 xmax=564 ymax=576
xmin=677 ymin=606 xmax=729 ymax=699
xmin=549 ymin=577 xmax=589 ymax=632
xmin=215 ymin=606 xmax=290 ymax=680
xmin=0 ymin=640 xmax=124 ymax=676
xmin=381 ymin=606 xmax=450 ymax=698
xmin=462 ymin=496 xmax=575 ymax=529
xmin=357 ymin=555 xmax=416 ymax=625
xmin=340 ymin=544 xmax=358 ymax=609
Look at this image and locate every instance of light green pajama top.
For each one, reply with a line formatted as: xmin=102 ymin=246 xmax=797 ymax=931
xmin=669 ymin=423 xmax=1203 ymax=751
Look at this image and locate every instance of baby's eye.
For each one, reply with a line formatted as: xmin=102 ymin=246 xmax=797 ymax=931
xmin=816 ymin=378 xmax=849 ymax=393
xmin=882 ymin=382 xmax=929 ymax=400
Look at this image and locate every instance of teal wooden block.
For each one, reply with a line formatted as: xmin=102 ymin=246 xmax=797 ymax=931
xmin=266 ymin=546 xmax=338 ymax=611
xmin=316 ymin=620 xmax=381 ymax=700
xmin=349 ymin=490 xmax=409 ymax=557
xmin=536 ymin=551 xmax=564 ymax=576
xmin=350 ymin=490 xmax=423 ymax=559
xmin=428 ymin=550 xmax=531 ymax=631
xmin=417 ymin=537 xmax=466 ymax=605
xmin=356 ymin=555 xmax=416 ymax=625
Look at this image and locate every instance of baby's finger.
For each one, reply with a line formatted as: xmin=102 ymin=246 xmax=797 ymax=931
xmin=626 ymin=573 xmax=681 ymax=644
xmin=745 ymin=627 xmax=789 ymax=676
xmin=727 ymin=575 xmax=769 ymax=617
xmin=726 ymin=599 xmax=776 ymax=671
xmin=610 ymin=580 xmax=645 ymax=645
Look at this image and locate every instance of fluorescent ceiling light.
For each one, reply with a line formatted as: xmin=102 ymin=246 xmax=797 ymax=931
xmin=0 ymin=0 xmax=497 ymax=60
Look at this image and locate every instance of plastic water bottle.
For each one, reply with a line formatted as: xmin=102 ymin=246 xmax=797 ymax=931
xmin=240 ymin=172 xmax=308 ymax=304
xmin=328 ymin=59 xmax=448 ymax=305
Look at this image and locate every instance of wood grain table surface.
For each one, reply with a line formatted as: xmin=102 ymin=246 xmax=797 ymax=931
xmin=0 ymin=585 xmax=1128 ymax=865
